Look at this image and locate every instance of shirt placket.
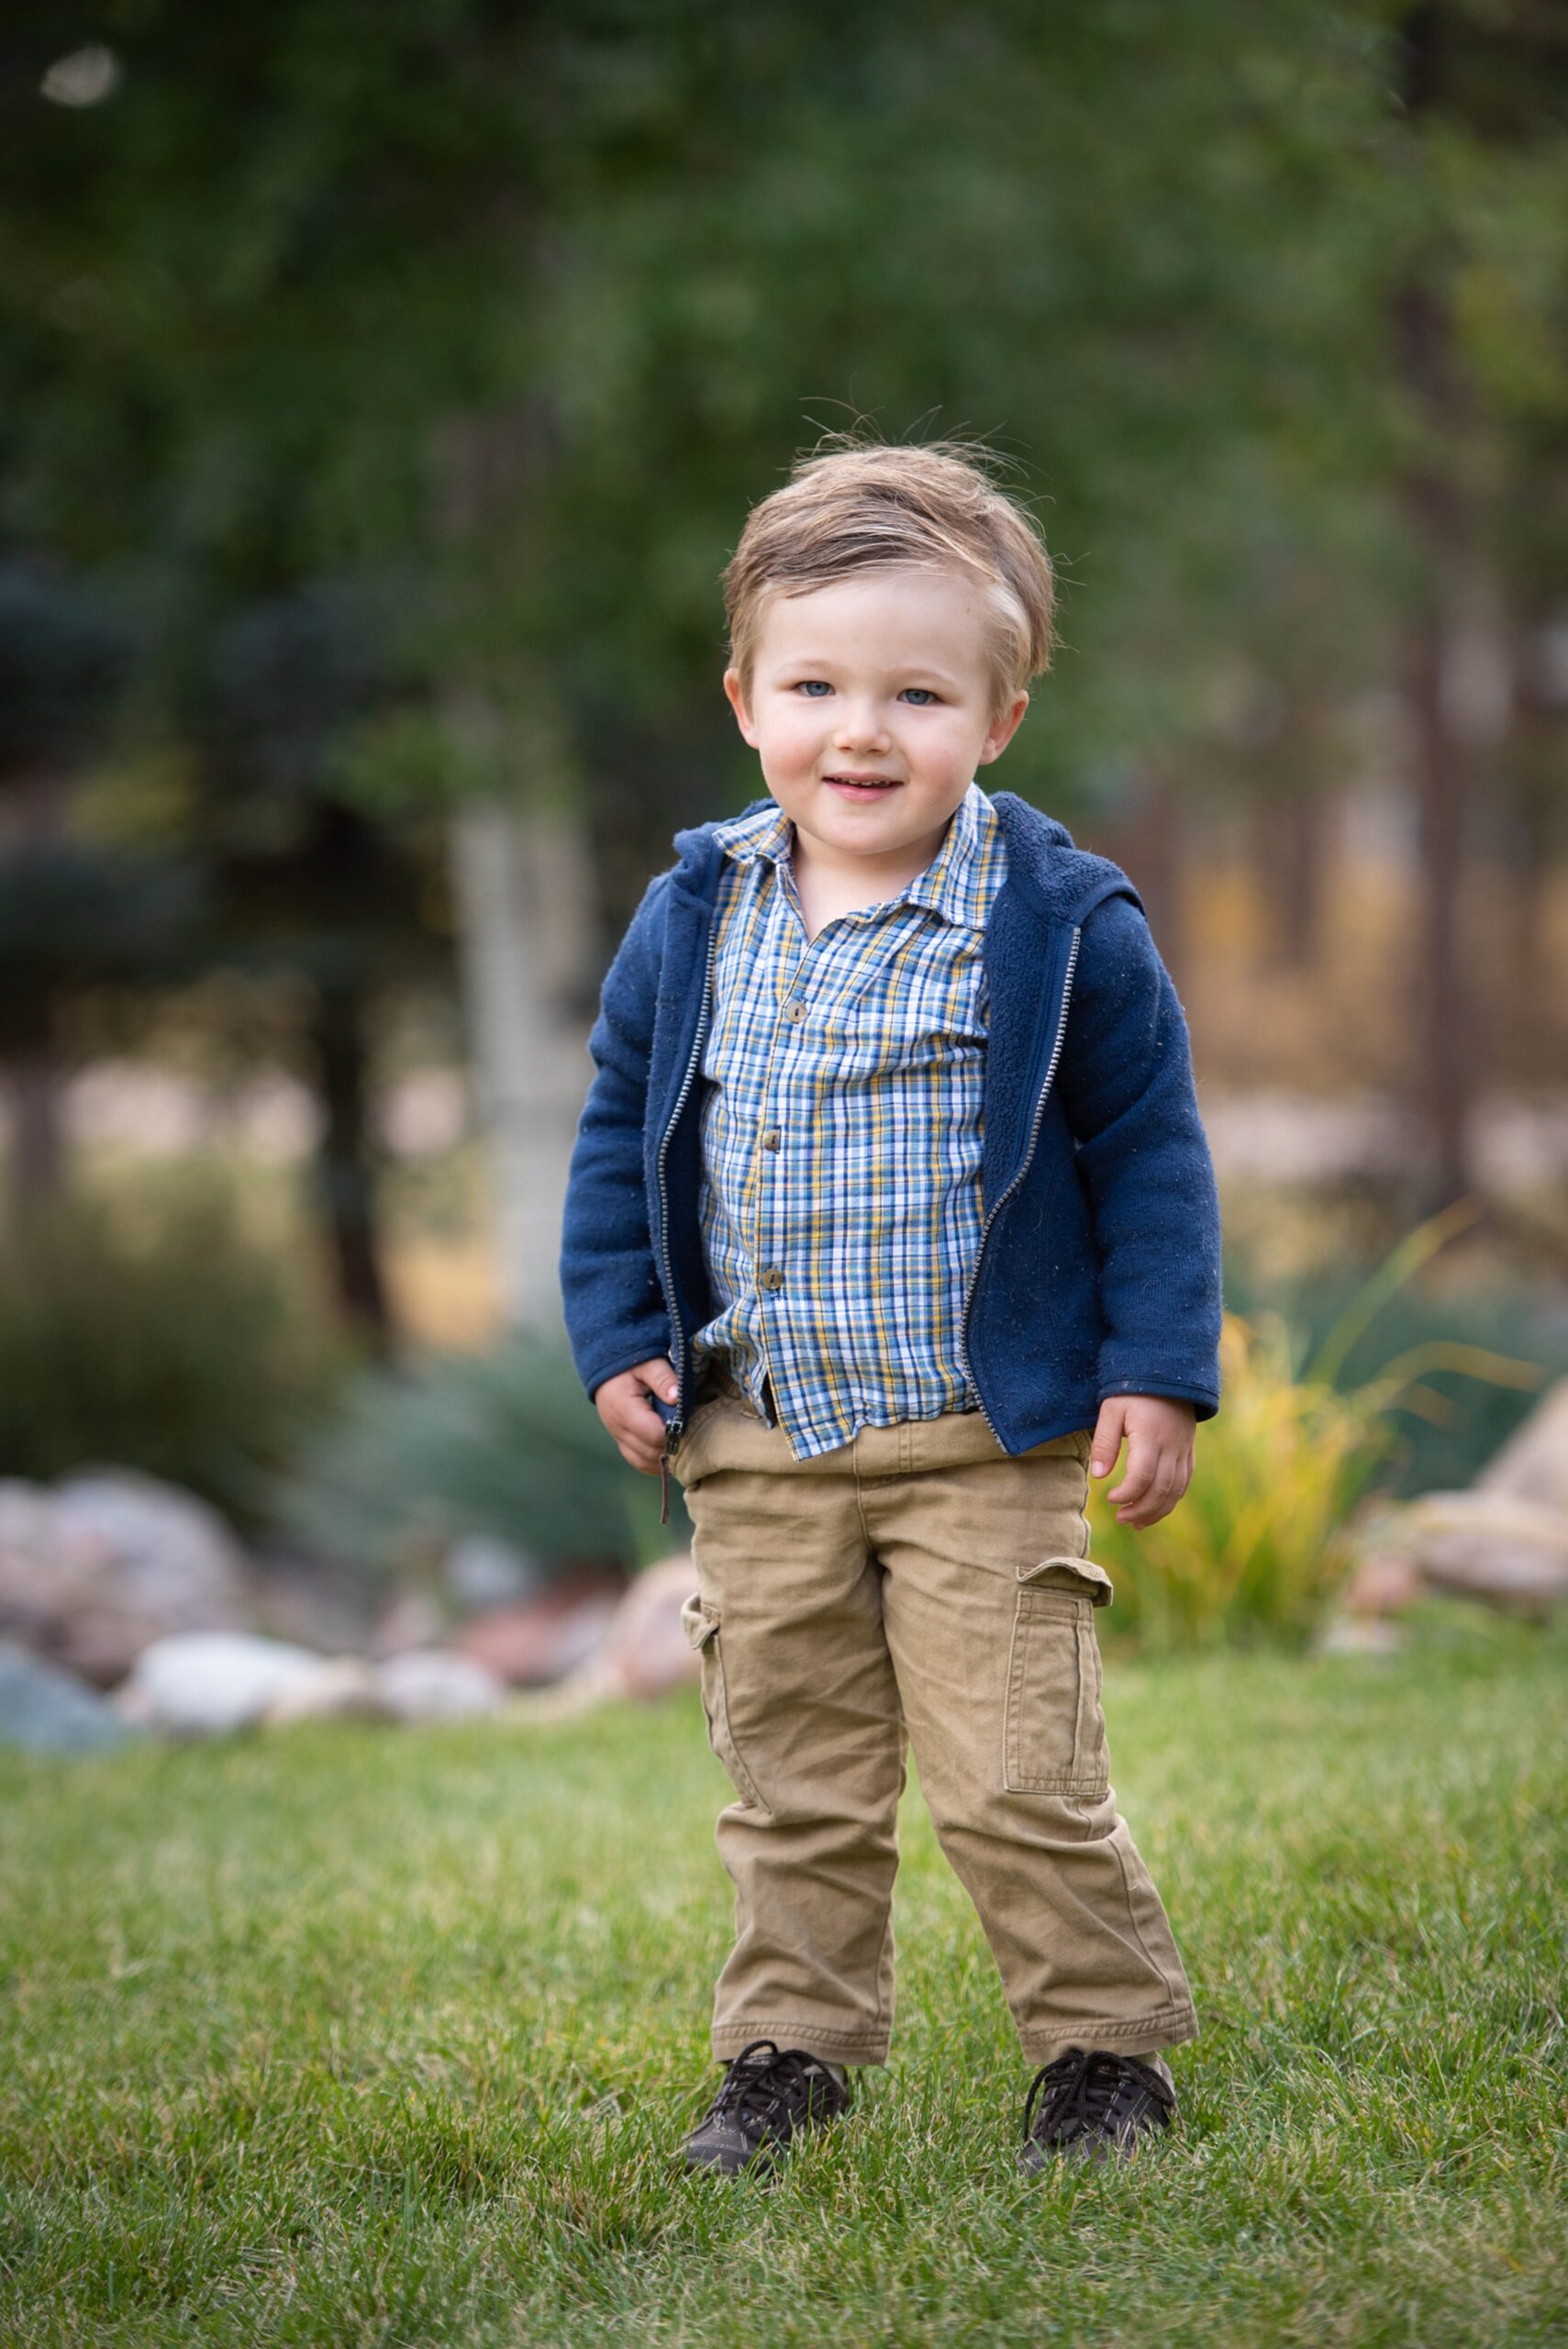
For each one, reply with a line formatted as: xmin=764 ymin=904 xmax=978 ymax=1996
xmin=747 ymin=855 xmax=823 ymax=1439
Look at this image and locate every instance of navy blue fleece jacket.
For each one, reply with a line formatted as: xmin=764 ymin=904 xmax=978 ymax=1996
xmin=559 ymin=789 xmax=1223 ymax=1455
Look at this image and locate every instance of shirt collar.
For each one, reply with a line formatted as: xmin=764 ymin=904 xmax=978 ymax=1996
xmin=903 ymin=781 xmax=990 ymax=929
xmin=711 ymin=796 xmax=794 ymax=868
xmin=712 ymin=780 xmax=992 ymax=931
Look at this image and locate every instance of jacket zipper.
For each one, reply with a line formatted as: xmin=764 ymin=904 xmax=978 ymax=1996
xmin=653 ymin=911 xmax=720 ymax=1520
xmin=958 ymin=924 xmax=1082 ymax=1448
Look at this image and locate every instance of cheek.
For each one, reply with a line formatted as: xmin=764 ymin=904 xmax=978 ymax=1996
xmin=753 ymin=703 xmax=824 ymax=765
xmin=902 ymin=709 xmax=984 ymax=775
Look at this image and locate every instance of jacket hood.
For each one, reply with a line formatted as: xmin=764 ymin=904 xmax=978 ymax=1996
xmin=668 ymin=788 xmax=1140 ymax=928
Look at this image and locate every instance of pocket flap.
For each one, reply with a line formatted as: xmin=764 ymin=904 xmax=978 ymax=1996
xmin=1018 ymin=1553 xmax=1114 ymax=1608
xmin=679 ymin=1593 xmax=721 ymax=1650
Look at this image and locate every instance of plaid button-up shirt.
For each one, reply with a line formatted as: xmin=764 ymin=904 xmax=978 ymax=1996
xmin=692 ymin=780 xmax=1008 ymax=1460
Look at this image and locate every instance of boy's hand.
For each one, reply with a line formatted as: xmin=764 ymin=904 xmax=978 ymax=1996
xmin=1089 ymin=1396 xmax=1196 ymax=1530
xmin=595 ymin=1356 xmax=680 ymax=1475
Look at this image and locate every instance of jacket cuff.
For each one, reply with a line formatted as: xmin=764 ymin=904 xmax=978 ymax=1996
xmin=579 ymin=1322 xmax=675 ymax=1404
xmin=1095 ymin=1370 xmax=1220 ymax=1423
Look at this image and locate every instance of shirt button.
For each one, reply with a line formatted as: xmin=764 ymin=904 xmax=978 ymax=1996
xmin=761 ymin=1128 xmax=782 ymax=1152
xmin=760 ymin=1266 xmax=784 ymax=1293
xmin=784 ymin=998 xmax=806 ymax=1021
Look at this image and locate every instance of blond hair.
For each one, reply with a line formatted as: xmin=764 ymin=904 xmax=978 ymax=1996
xmin=722 ymin=435 xmax=1055 ymax=719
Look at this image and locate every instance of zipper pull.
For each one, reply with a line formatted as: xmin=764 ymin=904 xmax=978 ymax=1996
xmin=659 ymin=1450 xmax=671 ymax=1526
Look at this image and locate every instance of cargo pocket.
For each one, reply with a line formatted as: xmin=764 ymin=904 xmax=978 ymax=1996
xmin=680 ymin=1594 xmax=768 ymax=1812
xmin=1003 ymin=1556 xmax=1112 ymax=1798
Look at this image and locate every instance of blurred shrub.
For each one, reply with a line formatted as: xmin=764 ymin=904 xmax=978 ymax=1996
xmin=0 ymin=1174 xmax=350 ymax=1520
xmin=1089 ymin=1314 xmax=1393 ymax=1651
xmin=1258 ymin=1275 xmax=1562 ymax=1497
xmin=1094 ymin=1211 xmax=1544 ymax=1649
xmin=277 ymin=1330 xmax=685 ymax=1581
xmin=1225 ymin=1208 xmax=1566 ymax=1496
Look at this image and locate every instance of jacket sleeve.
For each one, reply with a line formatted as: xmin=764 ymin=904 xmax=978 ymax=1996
xmin=1055 ymin=892 xmax=1223 ymax=1419
xmin=558 ymin=874 xmax=674 ymax=1401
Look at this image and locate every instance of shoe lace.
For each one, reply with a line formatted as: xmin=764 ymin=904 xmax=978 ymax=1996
xmin=706 ymin=2040 xmax=837 ymax=2141
xmin=1022 ymin=2046 xmax=1168 ymax=2144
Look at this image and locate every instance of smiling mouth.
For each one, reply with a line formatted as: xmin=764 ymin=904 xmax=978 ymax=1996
xmin=824 ymin=774 xmax=901 ymax=792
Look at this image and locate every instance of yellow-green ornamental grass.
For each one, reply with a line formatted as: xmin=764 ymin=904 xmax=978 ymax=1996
xmin=1091 ymin=1212 xmax=1543 ymax=1650
xmin=1089 ymin=1312 xmax=1387 ymax=1647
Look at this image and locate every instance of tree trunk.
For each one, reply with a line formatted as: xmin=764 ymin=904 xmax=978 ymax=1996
xmin=1501 ymin=740 xmax=1555 ymax=1025
xmin=429 ymin=406 xmax=599 ymax=1331
xmin=1392 ymin=283 xmax=1512 ymax=1204
xmin=446 ymin=715 xmax=598 ymax=1330
xmin=1397 ymin=586 xmax=1473 ymax=1205
xmin=3 ymin=768 xmax=72 ymax=1217
xmin=1252 ymin=785 xmax=1329 ymax=972
xmin=8 ymin=1040 xmax=65 ymax=1208
xmin=308 ymin=977 xmax=391 ymax=1348
xmin=1392 ymin=5 xmax=1512 ymax=1209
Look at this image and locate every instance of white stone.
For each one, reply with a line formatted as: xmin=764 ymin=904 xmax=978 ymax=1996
xmin=114 ymin=1631 xmax=329 ymax=1734
xmin=372 ymin=1649 xmax=505 ymax=1721
xmin=261 ymin=1657 xmax=385 ymax=1725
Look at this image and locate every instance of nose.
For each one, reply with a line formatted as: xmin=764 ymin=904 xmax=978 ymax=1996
xmin=832 ymin=696 xmax=892 ymax=751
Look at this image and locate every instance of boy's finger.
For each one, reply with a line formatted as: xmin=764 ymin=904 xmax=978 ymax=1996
xmin=1089 ymin=1401 xmax=1127 ymax=1479
xmin=1107 ymin=1431 xmax=1159 ymax=1507
xmin=1126 ymin=1460 xmax=1181 ymax=1523
xmin=611 ymin=1387 xmax=668 ymax=1447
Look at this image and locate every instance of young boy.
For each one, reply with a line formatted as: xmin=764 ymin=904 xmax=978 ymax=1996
xmin=560 ymin=440 xmax=1222 ymax=2174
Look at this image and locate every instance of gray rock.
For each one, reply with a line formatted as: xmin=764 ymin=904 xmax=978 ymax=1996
xmin=1352 ymin=1489 xmax=1568 ymax=1620
xmin=1477 ymin=1378 xmax=1568 ymax=1515
xmin=500 ymin=1553 xmax=704 ymax=1723
xmin=595 ymin=1553 xmax=705 ymax=1699
xmin=245 ymin=1545 xmax=383 ymax=1656
xmin=0 ymin=1481 xmax=106 ymax=1668
xmin=0 ymin=1470 xmax=253 ymax=1687
xmin=114 ymin=1631 xmax=331 ymax=1734
xmin=448 ymin=1577 xmax=622 ymax=1687
xmin=0 ymin=1639 xmax=142 ymax=1753
xmin=442 ymin=1533 xmax=543 ymax=1614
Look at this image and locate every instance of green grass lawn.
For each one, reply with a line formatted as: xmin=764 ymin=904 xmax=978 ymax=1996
xmin=3 ymin=1612 xmax=1565 ymax=2348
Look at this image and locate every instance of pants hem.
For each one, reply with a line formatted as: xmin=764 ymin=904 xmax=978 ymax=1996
xmin=1017 ymin=2004 xmax=1199 ymax=2066
xmin=712 ymin=2019 xmax=889 ymax=2065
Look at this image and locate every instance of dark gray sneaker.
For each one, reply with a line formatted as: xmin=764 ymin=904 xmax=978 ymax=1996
xmin=682 ymin=2039 xmax=851 ymax=2176
xmin=1019 ymin=2047 xmax=1176 ymax=2170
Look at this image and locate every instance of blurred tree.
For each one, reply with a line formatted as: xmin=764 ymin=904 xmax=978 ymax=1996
xmin=0 ymin=559 xmax=207 ymax=1212
xmin=2 ymin=0 xmax=1564 ymax=1246
xmin=191 ymin=579 xmax=440 ymax=1343
xmin=1367 ymin=0 xmax=1568 ymax=1197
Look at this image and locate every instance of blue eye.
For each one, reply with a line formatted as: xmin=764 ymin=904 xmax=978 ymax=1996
xmin=901 ymin=687 xmax=938 ymax=706
xmin=795 ymin=680 xmax=832 ymax=697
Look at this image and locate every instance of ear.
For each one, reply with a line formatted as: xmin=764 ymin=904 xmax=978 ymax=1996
xmin=723 ymin=666 xmax=760 ymax=748
xmin=977 ymin=691 xmax=1029 ymax=765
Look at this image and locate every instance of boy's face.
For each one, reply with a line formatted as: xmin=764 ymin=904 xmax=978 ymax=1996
xmin=722 ymin=564 xmax=1029 ymax=874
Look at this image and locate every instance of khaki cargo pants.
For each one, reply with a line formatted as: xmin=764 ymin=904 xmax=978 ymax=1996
xmin=669 ymin=1386 xmax=1198 ymax=2069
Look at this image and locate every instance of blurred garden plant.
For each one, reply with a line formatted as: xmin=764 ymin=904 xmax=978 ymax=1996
xmin=0 ymin=1170 xmax=349 ymax=1520
xmin=279 ymin=1331 xmax=688 ymax=1586
xmin=1090 ymin=1210 xmax=1542 ymax=1650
